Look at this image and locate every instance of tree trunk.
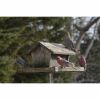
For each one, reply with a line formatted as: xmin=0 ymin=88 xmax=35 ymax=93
xmin=75 ymin=17 xmax=100 ymax=52
xmin=75 ymin=31 xmax=85 ymax=50
xmin=84 ymin=38 xmax=95 ymax=59
xmin=84 ymin=29 xmax=96 ymax=59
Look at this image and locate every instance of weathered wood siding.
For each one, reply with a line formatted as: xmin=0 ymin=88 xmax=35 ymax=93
xmin=31 ymin=46 xmax=51 ymax=67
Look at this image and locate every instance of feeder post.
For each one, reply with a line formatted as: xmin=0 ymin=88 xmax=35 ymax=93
xmin=49 ymin=72 xmax=54 ymax=83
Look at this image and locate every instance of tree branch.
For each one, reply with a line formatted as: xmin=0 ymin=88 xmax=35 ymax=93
xmin=84 ymin=34 xmax=95 ymax=59
xmin=75 ymin=31 xmax=85 ymax=50
xmin=84 ymin=23 xmax=98 ymax=59
xmin=74 ymin=17 xmax=100 ymax=32
xmin=75 ymin=17 xmax=100 ymax=50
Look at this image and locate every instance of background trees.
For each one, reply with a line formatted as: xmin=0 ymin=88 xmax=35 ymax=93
xmin=0 ymin=17 xmax=100 ymax=83
xmin=72 ymin=17 xmax=100 ymax=82
xmin=0 ymin=17 xmax=72 ymax=82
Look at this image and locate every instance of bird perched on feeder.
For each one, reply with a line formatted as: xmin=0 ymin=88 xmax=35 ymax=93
xmin=56 ymin=56 xmax=69 ymax=68
xmin=76 ymin=50 xmax=87 ymax=70
xmin=78 ymin=55 xmax=87 ymax=70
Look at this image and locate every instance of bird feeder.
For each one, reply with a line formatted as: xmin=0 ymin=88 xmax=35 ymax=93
xmin=16 ymin=41 xmax=85 ymax=83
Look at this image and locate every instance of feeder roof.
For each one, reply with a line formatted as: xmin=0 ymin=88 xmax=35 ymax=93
xmin=39 ymin=42 xmax=76 ymax=55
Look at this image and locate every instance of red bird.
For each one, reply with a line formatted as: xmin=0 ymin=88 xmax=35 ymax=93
xmin=78 ymin=55 xmax=87 ymax=70
xmin=56 ymin=56 xmax=69 ymax=67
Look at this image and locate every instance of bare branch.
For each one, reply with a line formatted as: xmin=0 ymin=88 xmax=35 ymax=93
xmin=84 ymin=17 xmax=100 ymax=31
xmin=75 ymin=17 xmax=100 ymax=50
xmin=74 ymin=17 xmax=100 ymax=32
xmin=84 ymin=24 xmax=98 ymax=59
xmin=75 ymin=31 xmax=85 ymax=50
xmin=84 ymin=34 xmax=95 ymax=59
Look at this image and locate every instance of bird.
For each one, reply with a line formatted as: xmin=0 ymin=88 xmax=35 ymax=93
xmin=78 ymin=55 xmax=87 ymax=70
xmin=56 ymin=56 xmax=69 ymax=68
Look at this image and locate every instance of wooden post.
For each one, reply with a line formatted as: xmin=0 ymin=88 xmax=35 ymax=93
xmin=49 ymin=73 xmax=53 ymax=83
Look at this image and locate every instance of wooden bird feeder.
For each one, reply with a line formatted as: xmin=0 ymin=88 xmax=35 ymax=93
xmin=16 ymin=41 xmax=85 ymax=83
